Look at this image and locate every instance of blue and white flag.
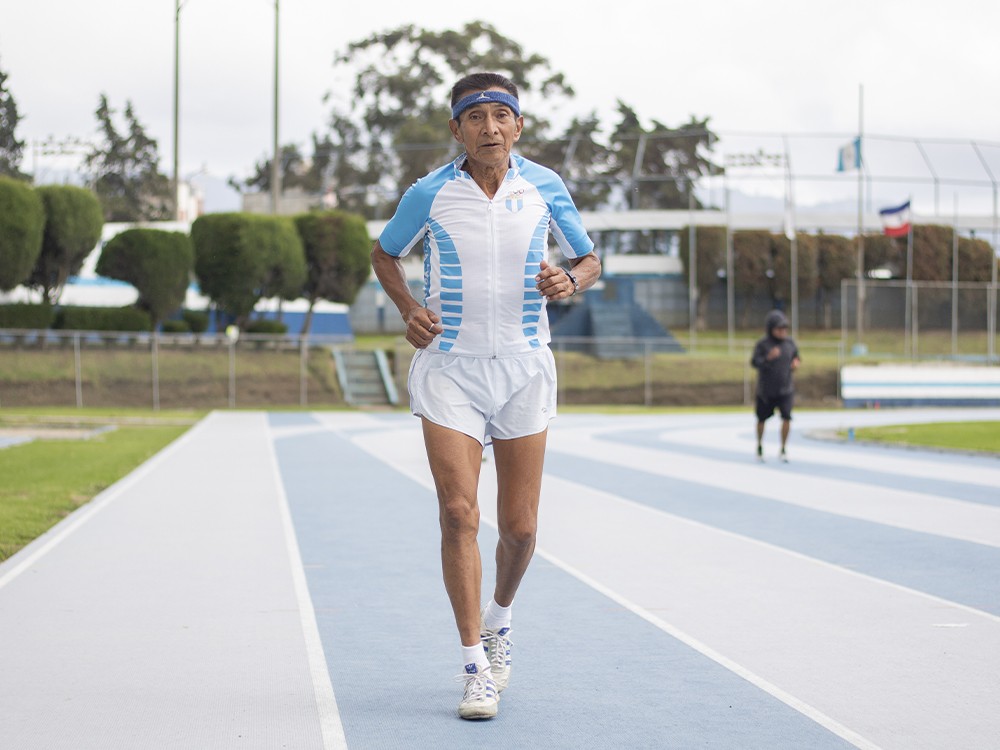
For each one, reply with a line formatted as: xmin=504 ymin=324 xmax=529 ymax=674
xmin=837 ymin=137 xmax=861 ymax=172
xmin=879 ymin=200 xmax=911 ymax=238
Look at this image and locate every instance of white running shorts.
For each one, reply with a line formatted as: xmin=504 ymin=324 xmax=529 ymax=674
xmin=408 ymin=347 xmax=557 ymax=445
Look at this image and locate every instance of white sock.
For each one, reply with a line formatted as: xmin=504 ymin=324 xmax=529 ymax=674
xmin=461 ymin=643 xmax=490 ymax=673
xmin=483 ymin=598 xmax=512 ymax=631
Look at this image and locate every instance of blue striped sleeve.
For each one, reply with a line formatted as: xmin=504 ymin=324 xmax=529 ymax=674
xmin=517 ymin=156 xmax=595 ymax=259
xmin=378 ymin=163 xmax=452 ymax=257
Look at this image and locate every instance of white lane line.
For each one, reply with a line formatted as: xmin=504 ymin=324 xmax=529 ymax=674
xmin=0 ymin=412 xmax=213 ymax=592
xmin=642 ymin=426 xmax=1000 ymax=488
xmin=347 ymin=427 xmax=886 ymax=749
xmin=550 ymin=429 xmax=1000 ymax=548
xmin=529 ymin=542 xmax=884 ymax=750
xmin=266 ymin=425 xmax=349 ymax=750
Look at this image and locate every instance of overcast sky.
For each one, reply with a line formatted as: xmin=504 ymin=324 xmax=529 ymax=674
xmin=2 ymin=0 xmax=998 ymax=213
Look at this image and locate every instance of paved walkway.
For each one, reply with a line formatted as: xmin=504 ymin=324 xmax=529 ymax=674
xmin=1 ymin=408 xmax=998 ymax=749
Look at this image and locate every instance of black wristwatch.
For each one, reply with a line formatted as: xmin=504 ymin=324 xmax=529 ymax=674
xmin=564 ymin=268 xmax=579 ymax=296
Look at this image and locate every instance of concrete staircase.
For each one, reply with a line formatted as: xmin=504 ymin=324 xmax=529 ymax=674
xmin=332 ymin=349 xmax=399 ymax=407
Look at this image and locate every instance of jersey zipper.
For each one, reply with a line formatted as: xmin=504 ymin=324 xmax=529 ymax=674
xmin=487 ymin=199 xmax=498 ymax=358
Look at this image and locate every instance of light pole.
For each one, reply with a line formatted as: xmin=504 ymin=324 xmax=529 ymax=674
xmin=172 ymin=1 xmax=187 ymax=221
xmin=270 ymin=0 xmax=281 ymax=215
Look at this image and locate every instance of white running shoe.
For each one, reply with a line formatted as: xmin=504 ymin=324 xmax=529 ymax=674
xmin=456 ymin=663 xmax=498 ymax=720
xmin=480 ymin=612 xmax=513 ymax=692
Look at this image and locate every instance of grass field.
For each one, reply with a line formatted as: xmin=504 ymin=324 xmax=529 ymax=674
xmin=849 ymin=421 xmax=1000 ymax=454
xmin=0 ymin=409 xmax=200 ymax=561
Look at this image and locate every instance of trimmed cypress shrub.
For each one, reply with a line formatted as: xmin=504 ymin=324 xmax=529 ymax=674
xmin=0 ymin=176 xmax=45 ymax=291
xmin=96 ymin=228 xmax=192 ymax=328
xmin=30 ymin=185 xmax=104 ymax=303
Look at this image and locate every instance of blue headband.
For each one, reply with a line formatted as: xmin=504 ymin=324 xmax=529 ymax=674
xmin=451 ymin=90 xmax=521 ymax=120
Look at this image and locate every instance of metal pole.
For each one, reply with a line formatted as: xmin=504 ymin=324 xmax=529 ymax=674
xmin=952 ymin=194 xmax=959 ymax=356
xmin=228 ymin=341 xmax=236 ymax=408
xmin=74 ymin=333 xmax=83 ymax=408
xmin=725 ymin=183 xmax=735 ymax=352
xmin=841 ymin=281 xmax=847 ymax=355
xmin=152 ymin=332 xmax=160 ymax=411
xmin=172 ymin=0 xmax=181 ymax=221
xmin=993 ymin=185 xmax=998 ymax=362
xmin=644 ymin=341 xmax=652 ymax=407
xmin=973 ymin=141 xmax=999 ymax=361
xmin=905 ymin=208 xmax=913 ymax=358
xmin=688 ymin=186 xmax=697 ymax=348
xmin=299 ymin=336 xmax=307 ymax=406
xmin=784 ymin=135 xmax=798 ymax=338
xmin=855 ymin=84 xmax=865 ymax=348
xmin=270 ymin=0 xmax=281 ymax=215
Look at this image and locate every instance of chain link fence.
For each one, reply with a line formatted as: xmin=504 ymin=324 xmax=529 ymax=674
xmin=3 ymin=329 xmax=848 ymax=410
xmin=0 ymin=330 xmax=351 ymax=410
xmin=840 ymin=280 xmax=999 ymax=361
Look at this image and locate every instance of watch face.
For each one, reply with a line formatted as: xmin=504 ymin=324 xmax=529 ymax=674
xmin=565 ymin=269 xmax=579 ymax=293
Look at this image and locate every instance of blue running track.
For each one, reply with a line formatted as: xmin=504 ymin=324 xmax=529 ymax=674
xmin=1 ymin=408 xmax=998 ymax=749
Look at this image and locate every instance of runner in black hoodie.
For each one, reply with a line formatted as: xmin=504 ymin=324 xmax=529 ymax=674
xmin=750 ymin=310 xmax=800 ymax=462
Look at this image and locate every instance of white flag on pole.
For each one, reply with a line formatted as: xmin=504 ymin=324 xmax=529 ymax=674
xmin=837 ymin=137 xmax=861 ymax=172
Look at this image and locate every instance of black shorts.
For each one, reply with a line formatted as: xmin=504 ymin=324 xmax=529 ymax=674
xmin=756 ymin=393 xmax=793 ymax=422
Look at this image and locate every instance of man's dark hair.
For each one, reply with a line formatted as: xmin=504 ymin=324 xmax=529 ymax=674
xmin=450 ymin=73 xmax=519 ymax=106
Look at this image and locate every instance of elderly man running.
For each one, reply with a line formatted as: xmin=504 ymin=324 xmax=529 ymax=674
xmin=371 ymin=71 xmax=601 ymax=719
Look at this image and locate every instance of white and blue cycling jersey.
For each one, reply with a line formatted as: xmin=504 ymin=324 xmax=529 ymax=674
xmin=379 ymin=154 xmax=595 ymax=358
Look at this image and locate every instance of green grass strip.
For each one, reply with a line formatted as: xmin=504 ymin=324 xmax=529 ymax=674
xmin=850 ymin=421 xmax=1000 ymax=454
xmin=0 ymin=422 xmax=191 ymax=561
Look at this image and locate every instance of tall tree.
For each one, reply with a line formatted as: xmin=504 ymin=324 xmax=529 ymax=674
xmin=608 ymin=103 xmax=721 ymax=210
xmin=518 ymin=114 xmax=613 ymax=211
xmin=293 ymin=210 xmax=371 ymax=336
xmin=324 ymin=21 xmax=574 ymax=218
xmin=233 ymin=134 xmax=339 ymax=201
xmin=0 ymin=59 xmax=26 ymax=179
xmin=85 ymin=95 xmax=171 ymax=222
xmin=191 ymin=213 xmax=305 ymax=327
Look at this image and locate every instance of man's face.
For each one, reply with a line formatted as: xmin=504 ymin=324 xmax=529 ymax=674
xmin=449 ymin=88 xmax=524 ymax=170
xmin=772 ymin=325 xmax=788 ymax=340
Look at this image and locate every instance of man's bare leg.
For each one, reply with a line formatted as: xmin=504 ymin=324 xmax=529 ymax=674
xmin=421 ymin=418 xmax=485 ymax=647
xmin=491 ymin=430 xmax=547 ymax=607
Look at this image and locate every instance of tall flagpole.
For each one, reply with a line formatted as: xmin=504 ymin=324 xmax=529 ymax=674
xmin=952 ymin=194 xmax=959 ymax=355
xmin=905 ymin=195 xmax=913 ymax=358
xmin=270 ymin=0 xmax=281 ymax=215
xmin=855 ymin=84 xmax=865 ymax=348
xmin=725 ymin=179 xmax=735 ymax=352
xmin=172 ymin=0 xmax=182 ymax=221
xmin=783 ymin=134 xmax=798 ymax=338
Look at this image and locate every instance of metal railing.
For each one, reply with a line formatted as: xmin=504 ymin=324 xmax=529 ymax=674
xmin=0 ymin=329 xmax=352 ymax=410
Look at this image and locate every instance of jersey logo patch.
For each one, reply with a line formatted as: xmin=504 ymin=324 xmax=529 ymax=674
xmin=504 ymin=189 xmax=525 ymax=214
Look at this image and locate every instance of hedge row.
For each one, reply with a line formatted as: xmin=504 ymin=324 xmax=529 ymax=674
xmin=0 ymin=303 xmax=54 ymax=329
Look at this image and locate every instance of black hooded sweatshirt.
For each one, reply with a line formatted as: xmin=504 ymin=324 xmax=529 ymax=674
xmin=750 ymin=310 xmax=800 ymax=398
